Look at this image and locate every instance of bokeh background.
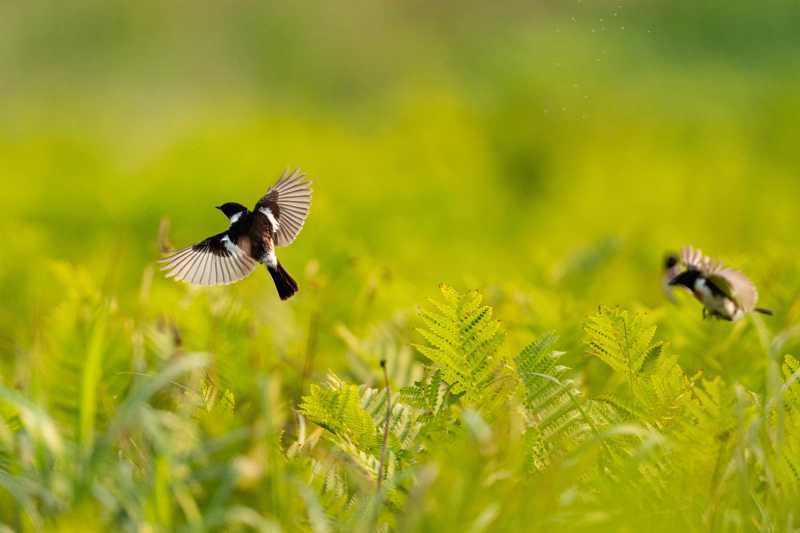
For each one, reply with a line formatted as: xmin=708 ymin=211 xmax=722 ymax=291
xmin=1 ymin=1 xmax=800 ymax=530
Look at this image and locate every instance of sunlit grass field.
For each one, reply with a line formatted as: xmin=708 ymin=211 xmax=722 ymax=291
xmin=1 ymin=2 xmax=800 ymax=531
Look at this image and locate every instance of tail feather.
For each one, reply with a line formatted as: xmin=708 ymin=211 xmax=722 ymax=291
xmin=268 ymin=262 xmax=299 ymax=300
xmin=755 ymin=307 xmax=774 ymax=316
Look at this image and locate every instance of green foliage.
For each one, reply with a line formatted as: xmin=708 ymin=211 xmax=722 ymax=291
xmin=586 ymin=306 xmax=694 ymax=431
xmin=4 ymin=266 xmax=800 ymax=531
xmin=774 ymin=355 xmax=800 ymax=495
xmin=414 ymin=285 xmax=509 ymax=413
xmin=302 ymin=375 xmax=379 ymax=456
xmin=515 ymin=332 xmax=601 ymax=471
xmin=32 ymin=263 xmax=131 ymax=448
xmin=585 ymin=305 xmax=662 ymax=381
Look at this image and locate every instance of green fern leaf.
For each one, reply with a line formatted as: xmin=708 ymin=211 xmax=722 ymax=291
xmin=585 ymin=306 xmax=661 ymax=379
xmin=414 ymin=285 xmax=508 ymax=411
xmin=782 ymin=355 xmax=800 ymax=415
xmin=515 ymin=332 xmax=607 ymax=471
xmin=300 ymin=374 xmax=379 ymax=454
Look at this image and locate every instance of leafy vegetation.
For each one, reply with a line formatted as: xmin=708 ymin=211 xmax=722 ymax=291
xmin=3 ymin=279 xmax=800 ymax=531
xmin=2 ymin=1 xmax=800 ymax=531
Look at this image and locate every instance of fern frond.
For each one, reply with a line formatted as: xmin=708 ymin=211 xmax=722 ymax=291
xmin=301 ymin=375 xmax=379 ymax=454
xmin=414 ymin=285 xmax=508 ymax=412
xmin=400 ymin=369 xmax=445 ymax=413
xmin=360 ymin=386 xmax=421 ymax=457
xmin=515 ymin=332 xmax=606 ymax=471
xmin=399 ymin=369 xmax=453 ymax=443
xmin=585 ymin=306 xmax=661 ymax=379
xmin=300 ymin=372 xmax=424 ymax=486
xmin=634 ymin=353 xmax=696 ymax=431
xmin=307 ymin=458 xmax=357 ymax=525
xmin=516 ymin=332 xmax=567 ymax=407
xmin=584 ymin=306 xmax=693 ymax=431
xmin=782 ymin=355 xmax=800 ymax=416
xmin=775 ymin=355 xmax=800 ymax=493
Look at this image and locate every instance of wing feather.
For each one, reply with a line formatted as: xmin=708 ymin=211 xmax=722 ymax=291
xmin=680 ymin=245 xmax=760 ymax=311
xmin=201 ymin=252 xmax=214 ymax=285
xmin=232 ymin=255 xmax=247 ymax=278
xmin=255 ymin=168 xmax=313 ymax=247
xmin=168 ymin=248 xmax=198 ymax=280
xmin=709 ymin=268 xmax=759 ymax=312
xmin=680 ymin=245 xmax=728 ymax=274
xmin=160 ymin=232 xmax=257 ymax=286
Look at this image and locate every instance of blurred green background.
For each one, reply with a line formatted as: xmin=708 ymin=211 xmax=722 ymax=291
xmin=3 ymin=0 xmax=800 ymax=371
xmin=1 ymin=1 xmax=800 ymax=530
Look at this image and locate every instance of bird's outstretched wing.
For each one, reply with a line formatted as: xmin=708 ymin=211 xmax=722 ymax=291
xmin=255 ymin=168 xmax=312 ymax=247
xmin=707 ymin=268 xmax=759 ymax=312
xmin=680 ymin=245 xmax=759 ymax=311
xmin=680 ymin=245 xmax=722 ymax=273
xmin=159 ymin=231 xmax=257 ymax=286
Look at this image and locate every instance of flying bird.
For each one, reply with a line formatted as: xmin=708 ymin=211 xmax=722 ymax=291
xmin=668 ymin=246 xmax=772 ymax=321
xmin=159 ymin=169 xmax=312 ymax=300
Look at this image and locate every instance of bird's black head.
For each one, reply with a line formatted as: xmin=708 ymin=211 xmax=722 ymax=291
xmin=669 ymin=269 xmax=701 ymax=289
xmin=664 ymin=252 xmax=679 ymax=270
xmin=216 ymin=202 xmax=248 ymax=220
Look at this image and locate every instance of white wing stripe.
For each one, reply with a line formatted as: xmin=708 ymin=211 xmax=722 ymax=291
xmin=259 ymin=207 xmax=280 ymax=231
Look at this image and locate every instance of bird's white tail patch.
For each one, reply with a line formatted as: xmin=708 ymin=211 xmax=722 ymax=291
xmin=265 ymin=250 xmax=278 ymax=268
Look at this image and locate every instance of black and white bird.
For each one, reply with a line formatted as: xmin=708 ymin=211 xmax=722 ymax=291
xmin=668 ymin=246 xmax=772 ymax=321
xmin=159 ymin=169 xmax=312 ymax=300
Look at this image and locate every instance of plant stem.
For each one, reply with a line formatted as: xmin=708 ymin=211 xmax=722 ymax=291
xmin=377 ymin=359 xmax=391 ymax=493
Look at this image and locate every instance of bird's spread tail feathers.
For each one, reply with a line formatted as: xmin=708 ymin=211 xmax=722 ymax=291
xmin=268 ymin=262 xmax=299 ymax=300
xmin=755 ymin=307 xmax=774 ymax=316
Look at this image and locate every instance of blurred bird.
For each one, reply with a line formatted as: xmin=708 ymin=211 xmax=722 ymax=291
xmin=668 ymin=246 xmax=772 ymax=321
xmin=160 ymin=169 xmax=312 ymax=300
xmin=662 ymin=251 xmax=682 ymax=302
